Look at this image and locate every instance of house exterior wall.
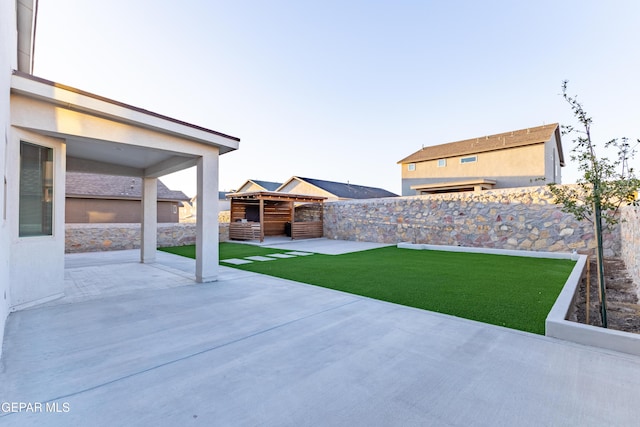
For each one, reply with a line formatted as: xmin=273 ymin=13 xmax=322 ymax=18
xmin=279 ymin=180 xmax=335 ymax=200
xmin=544 ymin=134 xmax=562 ymax=184
xmin=0 ymin=0 xmax=17 ymax=359
xmin=401 ymin=144 xmax=548 ymax=196
xmin=66 ymin=198 xmax=180 ymax=223
xmin=7 ymin=128 xmax=66 ymax=310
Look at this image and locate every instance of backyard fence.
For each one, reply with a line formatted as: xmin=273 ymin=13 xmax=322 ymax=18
xmin=323 ymin=185 xmax=622 ymax=258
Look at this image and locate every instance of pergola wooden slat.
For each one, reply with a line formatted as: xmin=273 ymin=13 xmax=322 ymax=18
xmin=226 ymin=191 xmax=326 ymax=242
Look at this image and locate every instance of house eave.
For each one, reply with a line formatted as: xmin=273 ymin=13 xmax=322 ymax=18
xmin=10 ymin=71 xmax=240 ymax=154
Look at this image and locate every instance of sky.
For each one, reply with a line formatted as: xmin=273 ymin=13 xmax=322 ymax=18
xmin=33 ymin=0 xmax=640 ymax=197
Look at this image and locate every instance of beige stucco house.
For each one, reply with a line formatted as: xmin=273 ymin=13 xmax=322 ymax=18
xmin=0 ymin=0 xmax=239 ymax=358
xmin=398 ymin=124 xmax=564 ymax=196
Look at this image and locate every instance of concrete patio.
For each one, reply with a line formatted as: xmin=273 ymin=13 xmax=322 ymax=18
xmin=1 ymin=242 xmax=640 ymax=426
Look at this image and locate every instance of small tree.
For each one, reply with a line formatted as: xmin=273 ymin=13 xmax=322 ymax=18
xmin=548 ymin=80 xmax=640 ymax=328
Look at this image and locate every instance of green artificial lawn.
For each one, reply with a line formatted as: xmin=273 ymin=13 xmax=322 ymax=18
xmin=160 ymin=243 xmax=575 ymax=334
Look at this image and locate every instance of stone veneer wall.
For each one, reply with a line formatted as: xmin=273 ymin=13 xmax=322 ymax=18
xmin=324 ymin=185 xmax=621 ymax=257
xmin=66 ymin=223 xmax=228 ymax=253
xmin=295 ymin=203 xmax=323 ymax=222
xmin=621 ymin=206 xmax=640 ymax=288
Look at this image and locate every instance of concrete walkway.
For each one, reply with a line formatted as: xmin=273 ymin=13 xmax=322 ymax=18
xmin=1 ymin=244 xmax=640 ymax=425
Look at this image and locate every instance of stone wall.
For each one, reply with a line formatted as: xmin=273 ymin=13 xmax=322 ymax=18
xmin=324 ymin=186 xmax=621 ymax=257
xmin=66 ymin=223 xmax=227 ymax=253
xmin=621 ymin=206 xmax=640 ymax=289
xmin=295 ymin=203 xmax=323 ymax=222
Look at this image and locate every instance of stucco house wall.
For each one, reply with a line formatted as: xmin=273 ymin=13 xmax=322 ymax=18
xmin=544 ymin=133 xmax=562 ymax=184
xmin=7 ymin=128 xmax=67 ymax=310
xmin=0 ymin=0 xmax=16 ymax=359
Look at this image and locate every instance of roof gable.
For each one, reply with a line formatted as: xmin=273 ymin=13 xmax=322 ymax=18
xmin=287 ymin=177 xmax=398 ymax=199
xmin=398 ymin=123 xmax=561 ymax=164
xmin=66 ymin=172 xmax=189 ymax=201
xmin=237 ymin=179 xmax=283 ymax=192
xmin=251 ymin=180 xmax=282 ymax=191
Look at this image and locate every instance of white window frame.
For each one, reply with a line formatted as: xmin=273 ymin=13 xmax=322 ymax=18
xmin=437 ymin=159 xmax=446 ymax=167
xmin=407 ymin=163 xmax=416 ymax=171
xmin=19 ymin=141 xmax=54 ymax=237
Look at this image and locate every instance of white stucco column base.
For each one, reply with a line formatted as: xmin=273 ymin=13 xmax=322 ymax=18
xmin=196 ymin=151 xmax=219 ymax=282
xmin=141 ymin=177 xmax=157 ymax=264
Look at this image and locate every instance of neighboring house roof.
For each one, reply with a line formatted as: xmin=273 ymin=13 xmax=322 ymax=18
xmin=398 ymin=123 xmax=563 ymax=166
xmin=281 ymin=177 xmax=398 ymax=199
xmin=251 ymin=180 xmax=283 ymax=191
xmin=237 ymin=179 xmax=283 ymax=192
xmin=66 ymin=172 xmax=190 ymax=201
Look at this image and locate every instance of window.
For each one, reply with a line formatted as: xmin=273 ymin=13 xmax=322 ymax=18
xmin=407 ymin=163 xmax=416 ymax=171
xmin=19 ymin=142 xmax=53 ymax=237
xmin=437 ymin=159 xmax=446 ymax=167
xmin=460 ymin=156 xmax=477 ymax=164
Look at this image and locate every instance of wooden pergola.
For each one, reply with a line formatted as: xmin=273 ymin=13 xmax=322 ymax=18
xmin=226 ymin=192 xmax=326 ymax=242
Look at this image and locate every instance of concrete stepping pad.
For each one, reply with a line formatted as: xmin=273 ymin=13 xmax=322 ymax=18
xmin=267 ymin=253 xmax=296 ymax=259
xmin=221 ymin=258 xmax=254 ymax=265
xmin=285 ymin=251 xmax=314 ymax=256
xmin=245 ymin=256 xmax=277 ymax=262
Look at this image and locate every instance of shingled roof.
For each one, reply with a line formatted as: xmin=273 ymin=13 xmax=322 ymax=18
xmin=66 ymin=172 xmax=189 ymax=201
xmin=250 ymin=180 xmax=282 ymax=191
xmin=293 ymin=177 xmax=398 ymax=199
xmin=398 ymin=123 xmax=563 ymax=165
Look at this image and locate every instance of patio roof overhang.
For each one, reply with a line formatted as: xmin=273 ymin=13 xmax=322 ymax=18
xmin=10 ymin=71 xmax=240 ymax=177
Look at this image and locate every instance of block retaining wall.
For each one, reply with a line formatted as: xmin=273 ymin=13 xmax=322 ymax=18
xmin=323 ymin=186 xmax=621 ymax=257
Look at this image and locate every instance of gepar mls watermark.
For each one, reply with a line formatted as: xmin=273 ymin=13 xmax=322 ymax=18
xmin=1 ymin=401 xmax=70 ymax=414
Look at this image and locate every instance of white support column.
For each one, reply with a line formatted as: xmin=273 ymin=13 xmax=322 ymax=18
xmin=141 ymin=176 xmax=157 ymax=263
xmin=196 ymin=150 xmax=219 ymax=282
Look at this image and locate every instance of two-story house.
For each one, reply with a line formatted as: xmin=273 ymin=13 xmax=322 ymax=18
xmin=398 ymin=123 xmax=564 ymax=196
